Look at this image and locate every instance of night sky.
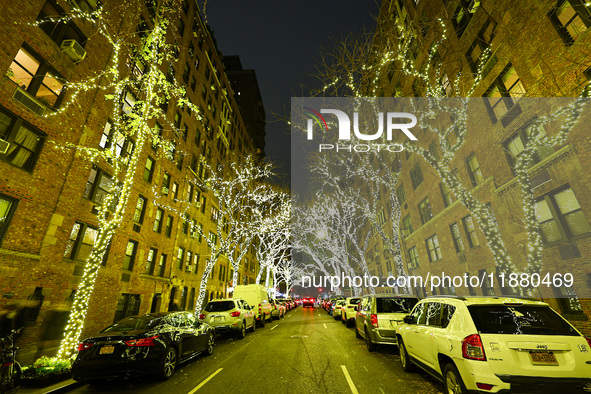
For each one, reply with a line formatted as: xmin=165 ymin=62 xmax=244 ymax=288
xmin=202 ymin=1 xmax=380 ymax=186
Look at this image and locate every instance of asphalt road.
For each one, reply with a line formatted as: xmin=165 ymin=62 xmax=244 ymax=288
xmin=67 ymin=306 xmax=443 ymax=394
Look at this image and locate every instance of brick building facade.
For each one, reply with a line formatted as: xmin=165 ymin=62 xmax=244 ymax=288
xmin=0 ymin=0 xmax=261 ymax=363
xmin=363 ymin=0 xmax=591 ymax=336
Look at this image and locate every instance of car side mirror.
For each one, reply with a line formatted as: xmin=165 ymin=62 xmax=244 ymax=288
xmin=403 ymin=315 xmax=414 ymax=324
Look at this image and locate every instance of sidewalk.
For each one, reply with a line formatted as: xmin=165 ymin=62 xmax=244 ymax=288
xmin=19 ymin=379 xmax=83 ymax=394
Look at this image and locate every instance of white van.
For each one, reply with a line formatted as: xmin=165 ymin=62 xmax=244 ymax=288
xmin=233 ymin=284 xmax=272 ymax=327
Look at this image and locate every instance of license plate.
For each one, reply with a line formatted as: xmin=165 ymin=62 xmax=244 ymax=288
xmin=529 ymin=351 xmax=558 ymax=365
xmin=214 ymin=316 xmax=223 ymax=322
xmin=100 ymin=346 xmax=114 ymax=355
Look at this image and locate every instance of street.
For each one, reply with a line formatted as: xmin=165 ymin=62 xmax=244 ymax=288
xmin=65 ymin=306 xmax=442 ymax=394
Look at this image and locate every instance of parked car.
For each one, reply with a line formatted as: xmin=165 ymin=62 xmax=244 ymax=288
xmin=302 ymin=297 xmax=315 ymax=307
xmin=397 ymin=296 xmax=591 ymax=393
xmin=72 ymin=312 xmax=214 ymax=383
xmin=199 ymin=298 xmax=255 ymax=338
xmin=333 ymin=300 xmax=346 ymax=319
xmin=355 ymin=294 xmax=418 ymax=352
xmin=270 ymin=299 xmax=285 ymax=319
xmin=233 ymin=284 xmax=272 ymax=327
xmin=341 ymin=297 xmax=361 ymax=327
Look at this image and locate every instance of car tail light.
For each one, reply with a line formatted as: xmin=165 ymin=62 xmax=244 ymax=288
xmin=2 ymin=361 xmax=14 ymax=367
xmin=370 ymin=314 xmax=378 ymax=328
xmin=199 ymin=314 xmax=206 ymax=320
xmin=77 ymin=342 xmax=93 ymax=352
xmin=126 ymin=335 xmax=159 ymax=347
xmin=476 ymin=383 xmax=494 ymax=390
xmin=586 ymin=337 xmax=591 ymax=349
xmin=462 ymin=334 xmax=486 ymax=361
xmin=230 ymin=310 xmax=241 ymax=317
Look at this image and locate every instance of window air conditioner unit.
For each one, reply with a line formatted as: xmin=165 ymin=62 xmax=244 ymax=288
xmin=400 ymin=229 xmax=410 ymax=237
xmin=61 ymin=39 xmax=87 ymax=62
xmin=0 ymin=139 xmax=10 ymax=154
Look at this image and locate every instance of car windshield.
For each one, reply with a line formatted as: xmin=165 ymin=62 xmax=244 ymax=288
xmin=468 ymin=305 xmax=580 ymax=336
xmin=205 ymin=301 xmax=235 ymax=312
xmin=376 ymin=297 xmax=418 ymax=313
xmin=102 ymin=316 xmax=161 ymax=332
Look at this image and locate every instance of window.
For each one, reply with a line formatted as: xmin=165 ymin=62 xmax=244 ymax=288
xmin=0 ymin=194 xmax=18 ymax=244
xmin=426 ymin=234 xmax=442 ymax=262
xmin=197 ymin=223 xmax=203 ymax=242
xmin=462 ymin=215 xmax=480 ymax=247
xmin=402 ymin=215 xmax=413 ymax=235
xmin=161 ymin=173 xmax=170 ymax=195
xmin=410 ymin=163 xmax=423 ymax=189
xmin=133 ymin=196 xmax=147 ymax=224
xmin=122 ymin=90 xmax=138 ymax=115
xmin=157 ymin=254 xmax=167 ymax=277
xmin=450 ymin=222 xmax=465 ymax=253
xmin=396 ymin=183 xmax=406 ymax=204
xmin=99 ymin=119 xmax=134 ymax=162
xmin=426 ymin=302 xmax=442 ymax=326
xmin=554 ymin=285 xmax=584 ymax=314
xmin=208 ymin=231 xmax=217 ymax=247
xmin=452 ymin=1 xmax=474 ymax=37
xmin=153 ymin=208 xmax=164 ymax=233
xmin=9 ymin=46 xmax=65 ymax=109
xmin=0 ymin=107 xmax=45 ymax=171
xmin=485 ymin=64 xmax=525 ymax=122
xmin=64 ymin=222 xmax=98 ymax=262
xmin=185 ymin=251 xmax=193 ymax=273
xmin=418 ymin=197 xmax=432 ymax=224
xmin=200 ymin=195 xmax=207 ymax=213
xmin=144 ymin=157 xmax=155 ymax=183
xmin=466 ymin=153 xmax=484 ymax=186
xmin=466 ymin=19 xmax=497 ymax=74
xmin=211 ymin=206 xmax=219 ymax=223
xmin=503 ymin=122 xmax=554 ymax=175
xmin=165 ymin=215 xmax=173 ymax=238
xmin=549 ymin=0 xmax=591 ymax=45
xmin=176 ymin=247 xmax=185 ymax=270
xmin=535 ymin=186 xmax=591 ymax=243
xmin=408 ymin=246 xmax=420 ymax=269
xmin=440 ymin=183 xmax=453 ymax=207
xmin=145 ymin=247 xmax=157 ymax=274
xmin=37 ymin=0 xmax=87 ymax=49
xmin=191 ymin=219 xmax=198 ymax=239
xmin=172 ymin=182 xmax=179 ymax=200
xmin=182 ymin=214 xmax=190 ymax=235
xmin=123 ymin=240 xmax=138 ymax=270
xmin=84 ymin=165 xmax=113 ymax=205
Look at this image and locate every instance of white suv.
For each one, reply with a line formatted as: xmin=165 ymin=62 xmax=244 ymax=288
xmin=396 ymin=296 xmax=591 ymax=393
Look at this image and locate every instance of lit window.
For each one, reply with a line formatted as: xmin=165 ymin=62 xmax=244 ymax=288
xmin=133 ymin=196 xmax=147 ymax=224
xmin=145 ymin=247 xmax=157 ymax=275
xmin=122 ymin=240 xmax=138 ymax=271
xmin=549 ymin=0 xmax=591 ymax=45
xmin=426 ymin=234 xmax=442 ymax=262
xmin=535 ymin=186 xmax=591 ymax=243
xmin=462 ymin=215 xmax=480 ymax=248
xmin=402 ymin=215 xmax=413 ymax=235
xmin=153 ymin=208 xmax=164 ymax=233
xmin=176 ymin=247 xmax=185 ymax=270
xmin=466 ymin=153 xmax=484 ymax=186
xmin=165 ymin=215 xmax=173 ymax=238
xmin=144 ymin=157 xmax=155 ymax=183
xmin=466 ymin=19 xmax=497 ymax=74
xmin=64 ymin=221 xmax=98 ymax=262
xmin=161 ymin=173 xmax=171 ymax=195
xmin=84 ymin=165 xmax=113 ymax=205
xmin=503 ymin=122 xmax=554 ymax=175
xmin=485 ymin=64 xmax=525 ymax=121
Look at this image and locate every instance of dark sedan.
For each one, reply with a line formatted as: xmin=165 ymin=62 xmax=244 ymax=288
xmin=72 ymin=311 xmax=214 ymax=382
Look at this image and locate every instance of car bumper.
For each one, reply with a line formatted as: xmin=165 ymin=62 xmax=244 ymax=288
xmin=72 ymin=356 xmax=161 ymax=381
xmin=368 ymin=328 xmax=398 ymax=346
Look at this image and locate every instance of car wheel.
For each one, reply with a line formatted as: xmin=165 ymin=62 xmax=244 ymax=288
xmin=365 ymin=328 xmax=376 ymax=352
xmin=159 ymin=347 xmax=177 ymax=380
xmin=205 ymin=333 xmax=214 ymax=356
xmin=399 ymin=339 xmax=414 ymax=372
xmin=238 ymin=321 xmax=246 ymax=339
xmin=260 ymin=314 xmax=266 ymax=327
xmin=443 ymin=364 xmax=467 ymax=394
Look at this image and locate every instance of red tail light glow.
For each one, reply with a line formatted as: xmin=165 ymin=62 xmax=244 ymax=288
xmin=370 ymin=314 xmax=378 ymax=328
xmin=462 ymin=334 xmax=486 ymax=361
xmin=77 ymin=342 xmax=93 ymax=352
xmin=199 ymin=314 xmax=206 ymax=320
xmin=126 ymin=335 xmax=159 ymax=347
xmin=230 ymin=310 xmax=241 ymax=317
xmin=586 ymin=337 xmax=591 ymax=349
xmin=2 ymin=361 xmax=14 ymax=367
xmin=476 ymin=383 xmax=494 ymax=390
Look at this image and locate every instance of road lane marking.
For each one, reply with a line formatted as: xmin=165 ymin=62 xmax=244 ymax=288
xmin=379 ymin=388 xmax=385 ymax=394
xmin=363 ymin=366 xmax=368 ymax=372
xmin=188 ymin=368 xmax=223 ymax=393
xmin=271 ymin=325 xmax=278 ymax=330
xmin=341 ymin=365 xmax=359 ymax=394
xmin=323 ymin=323 xmax=327 ymax=329
xmin=352 ymin=350 xmax=356 ymax=355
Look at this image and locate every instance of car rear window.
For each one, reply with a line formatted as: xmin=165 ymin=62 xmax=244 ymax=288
xmin=468 ymin=305 xmax=579 ymax=336
xmin=102 ymin=316 xmax=161 ymax=332
xmin=348 ymin=298 xmax=361 ymax=305
xmin=376 ymin=297 xmax=418 ymax=313
xmin=205 ymin=301 xmax=235 ymax=312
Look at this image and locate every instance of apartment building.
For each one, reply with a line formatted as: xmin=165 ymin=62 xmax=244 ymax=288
xmin=0 ymin=0 xmax=260 ymax=362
